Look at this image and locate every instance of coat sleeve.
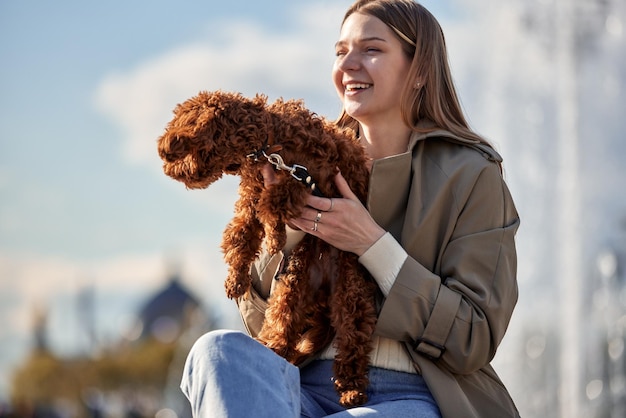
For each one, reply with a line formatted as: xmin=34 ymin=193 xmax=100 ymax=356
xmin=235 ymin=251 xmax=284 ymax=338
xmin=375 ymin=161 xmax=520 ymax=374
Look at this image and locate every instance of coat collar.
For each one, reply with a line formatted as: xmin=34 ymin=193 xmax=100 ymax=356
xmin=366 ymin=120 xmax=502 ymax=234
xmin=411 ymin=119 xmax=503 ymax=163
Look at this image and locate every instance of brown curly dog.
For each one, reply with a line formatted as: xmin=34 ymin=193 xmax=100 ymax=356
xmin=157 ymin=90 xmax=379 ymax=407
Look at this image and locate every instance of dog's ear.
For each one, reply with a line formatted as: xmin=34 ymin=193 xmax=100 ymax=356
xmin=158 ymin=92 xmax=220 ymax=162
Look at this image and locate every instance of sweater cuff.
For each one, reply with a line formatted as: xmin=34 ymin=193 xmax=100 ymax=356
xmin=358 ymin=232 xmax=408 ymax=296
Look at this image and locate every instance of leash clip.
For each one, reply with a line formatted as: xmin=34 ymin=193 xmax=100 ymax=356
xmin=247 ymin=148 xmax=323 ymax=197
xmin=264 ymin=152 xmax=308 ymax=182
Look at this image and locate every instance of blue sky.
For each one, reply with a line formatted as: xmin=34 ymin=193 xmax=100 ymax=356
xmin=1 ymin=0 xmax=624 ymax=411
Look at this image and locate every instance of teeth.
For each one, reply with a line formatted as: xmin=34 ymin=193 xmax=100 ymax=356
xmin=345 ymin=83 xmax=371 ymax=91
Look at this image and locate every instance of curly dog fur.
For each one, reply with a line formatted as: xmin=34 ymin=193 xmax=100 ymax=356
xmin=157 ymin=90 xmax=378 ymax=407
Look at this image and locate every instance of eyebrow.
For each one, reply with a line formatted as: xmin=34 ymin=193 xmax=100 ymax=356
xmin=335 ymin=36 xmax=388 ymax=48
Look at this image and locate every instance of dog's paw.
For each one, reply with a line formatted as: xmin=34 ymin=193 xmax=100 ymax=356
xmin=338 ymin=389 xmax=368 ymax=408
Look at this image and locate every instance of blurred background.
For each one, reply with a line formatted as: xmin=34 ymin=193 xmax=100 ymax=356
xmin=1 ymin=0 xmax=624 ymax=417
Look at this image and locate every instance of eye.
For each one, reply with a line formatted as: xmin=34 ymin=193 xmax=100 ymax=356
xmin=365 ymin=46 xmax=381 ymax=53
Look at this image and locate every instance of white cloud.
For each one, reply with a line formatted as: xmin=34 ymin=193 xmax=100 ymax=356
xmin=0 ymin=254 xmax=84 ymax=314
xmin=93 ymin=3 xmax=347 ymax=168
xmin=0 ymin=243 xmax=231 ymax=310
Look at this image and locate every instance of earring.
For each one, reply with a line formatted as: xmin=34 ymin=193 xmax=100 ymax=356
xmin=414 ymin=82 xmax=421 ymax=88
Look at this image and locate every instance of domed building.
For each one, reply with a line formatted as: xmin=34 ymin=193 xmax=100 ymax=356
xmin=135 ymin=273 xmax=205 ymax=344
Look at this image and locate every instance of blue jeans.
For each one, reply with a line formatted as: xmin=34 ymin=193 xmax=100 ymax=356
xmin=180 ymin=330 xmax=441 ymax=418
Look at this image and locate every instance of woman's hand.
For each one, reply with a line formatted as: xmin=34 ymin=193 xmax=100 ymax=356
xmin=289 ymin=171 xmax=385 ymax=256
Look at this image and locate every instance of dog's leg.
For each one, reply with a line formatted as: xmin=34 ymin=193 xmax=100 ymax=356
xmin=330 ymin=255 xmax=378 ymax=407
xmin=222 ymin=195 xmax=264 ymax=299
xmin=289 ymin=241 xmax=335 ymax=365
xmin=256 ymin=180 xmax=308 ymax=254
xmin=256 ymin=235 xmax=318 ymax=362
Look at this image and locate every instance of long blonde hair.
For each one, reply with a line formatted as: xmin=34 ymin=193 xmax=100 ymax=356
xmin=336 ymin=0 xmax=488 ymax=146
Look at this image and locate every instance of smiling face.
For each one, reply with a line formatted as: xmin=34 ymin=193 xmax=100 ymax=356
xmin=333 ymin=12 xmax=412 ymax=129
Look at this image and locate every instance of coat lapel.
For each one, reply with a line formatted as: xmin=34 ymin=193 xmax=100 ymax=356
xmin=367 ymin=146 xmax=413 ymax=239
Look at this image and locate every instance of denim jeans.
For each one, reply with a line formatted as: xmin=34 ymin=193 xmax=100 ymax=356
xmin=181 ymin=330 xmax=441 ymax=418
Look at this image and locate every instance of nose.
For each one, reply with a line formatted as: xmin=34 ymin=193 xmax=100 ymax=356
xmin=336 ymin=49 xmax=360 ymax=72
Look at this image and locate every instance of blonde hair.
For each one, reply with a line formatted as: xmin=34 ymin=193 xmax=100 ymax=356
xmin=336 ymin=0 xmax=488 ymax=146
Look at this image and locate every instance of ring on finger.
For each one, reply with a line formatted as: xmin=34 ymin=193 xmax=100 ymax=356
xmin=312 ymin=221 xmax=319 ymax=232
xmin=315 ymin=211 xmax=322 ymax=222
xmin=328 ymin=198 xmax=334 ymax=211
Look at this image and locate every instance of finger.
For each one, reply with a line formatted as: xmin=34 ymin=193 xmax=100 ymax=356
xmin=303 ymin=172 xmax=356 ymax=211
xmin=306 ymin=194 xmax=333 ymax=212
xmin=290 ymin=217 xmax=319 ymax=235
xmin=334 ymin=171 xmax=359 ymax=202
xmin=299 ymin=206 xmax=323 ymax=222
xmin=261 ymin=164 xmax=278 ymax=188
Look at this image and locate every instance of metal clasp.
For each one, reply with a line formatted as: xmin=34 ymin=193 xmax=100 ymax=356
xmin=264 ymin=152 xmax=308 ymax=182
xmin=264 ymin=152 xmax=291 ymax=171
xmin=247 ymin=148 xmax=312 ymax=184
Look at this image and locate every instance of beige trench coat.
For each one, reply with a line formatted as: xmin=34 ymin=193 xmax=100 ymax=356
xmin=237 ymin=125 xmax=521 ymax=417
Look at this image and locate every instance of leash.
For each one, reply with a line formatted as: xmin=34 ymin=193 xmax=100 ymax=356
xmin=247 ymin=147 xmax=325 ymax=197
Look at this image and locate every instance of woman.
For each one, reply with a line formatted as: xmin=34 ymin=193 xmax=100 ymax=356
xmin=181 ymin=1 xmax=520 ymax=417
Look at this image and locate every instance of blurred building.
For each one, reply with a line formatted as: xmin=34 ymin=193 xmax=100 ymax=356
xmin=136 ymin=274 xmax=205 ymax=344
xmin=8 ymin=268 xmax=214 ymax=418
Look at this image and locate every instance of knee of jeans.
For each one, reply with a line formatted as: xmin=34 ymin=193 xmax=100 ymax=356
xmin=189 ymin=329 xmax=252 ymax=360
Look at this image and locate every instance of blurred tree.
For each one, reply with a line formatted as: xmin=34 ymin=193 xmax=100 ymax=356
xmin=10 ymin=340 xmax=176 ymax=417
xmin=10 ymin=271 xmax=214 ymax=417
